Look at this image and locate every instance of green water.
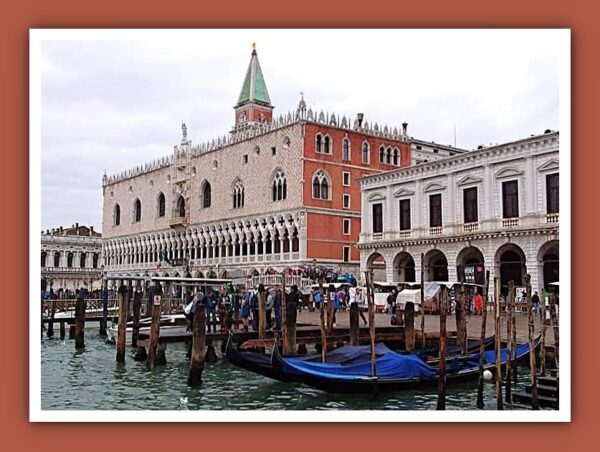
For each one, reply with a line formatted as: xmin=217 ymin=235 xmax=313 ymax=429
xmin=41 ymin=329 xmax=539 ymax=411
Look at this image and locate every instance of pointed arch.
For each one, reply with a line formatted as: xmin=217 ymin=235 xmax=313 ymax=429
xmin=272 ymin=169 xmax=287 ymax=201
xmin=362 ymin=141 xmax=370 ymax=164
xmin=232 ymin=179 xmax=245 ymax=209
xmin=133 ymin=198 xmax=141 ymax=223
xmin=342 ymin=137 xmax=351 ymax=161
xmin=312 ymin=169 xmax=331 ymax=200
xmin=157 ymin=192 xmax=166 ymax=217
xmin=114 ymin=203 xmax=121 ymax=226
xmin=201 ymin=180 xmax=212 ymax=208
xmin=176 ymin=195 xmax=186 ymax=217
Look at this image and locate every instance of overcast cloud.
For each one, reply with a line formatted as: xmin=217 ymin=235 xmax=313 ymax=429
xmin=39 ymin=29 xmax=563 ymax=233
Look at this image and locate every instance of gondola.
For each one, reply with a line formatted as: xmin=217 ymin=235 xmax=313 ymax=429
xmin=270 ymin=336 xmax=540 ymax=394
xmin=225 ymin=333 xmax=496 ymax=384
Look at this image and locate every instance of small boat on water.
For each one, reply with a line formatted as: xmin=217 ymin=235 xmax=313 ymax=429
xmin=108 ymin=314 xmax=187 ymax=340
xmin=227 ymin=334 xmax=539 ymax=394
xmin=226 ymin=334 xmax=495 ymax=381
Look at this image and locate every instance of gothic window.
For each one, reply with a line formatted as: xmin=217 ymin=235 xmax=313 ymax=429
xmin=342 ymin=137 xmax=350 ymax=161
xmin=323 ymin=135 xmax=332 ymax=154
xmin=372 ymin=203 xmax=383 ymax=233
xmin=41 ymin=251 xmax=47 ymax=267
xmin=274 ymin=230 xmax=281 ymax=253
xmin=54 ymin=252 xmax=60 ymax=267
xmin=272 ymin=170 xmax=287 ymax=201
xmin=362 ymin=141 xmax=370 ymax=164
xmin=312 ymin=170 xmax=330 ymax=200
xmin=92 ymin=253 xmax=98 ymax=268
xmin=399 ymin=199 xmax=411 ymax=231
xmin=283 ymin=229 xmax=290 ymax=253
xmin=386 ymin=147 xmax=392 ymax=164
xmin=393 ymin=148 xmax=399 ymax=166
xmin=429 ymin=194 xmax=442 ymax=228
xmin=463 ymin=187 xmax=478 ymax=223
xmin=546 ymin=173 xmax=559 ymax=214
xmin=67 ymin=252 xmax=73 ymax=268
xmin=133 ymin=199 xmax=141 ymax=222
xmin=315 ymin=134 xmax=323 ymax=153
xmin=157 ymin=192 xmax=165 ymax=217
xmin=502 ymin=180 xmax=519 ymax=218
xmin=177 ymin=196 xmax=186 ymax=217
xmin=202 ymin=181 xmax=212 ymax=208
xmin=114 ymin=204 xmax=121 ymax=226
xmin=80 ymin=252 xmax=86 ymax=268
xmin=379 ymin=145 xmax=385 ymax=163
xmin=292 ymin=228 xmax=299 ymax=253
xmin=233 ymin=180 xmax=245 ymax=209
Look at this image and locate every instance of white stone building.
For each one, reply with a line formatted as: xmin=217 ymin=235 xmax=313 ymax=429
xmin=41 ymin=224 xmax=103 ymax=291
xmin=358 ymin=130 xmax=560 ymax=297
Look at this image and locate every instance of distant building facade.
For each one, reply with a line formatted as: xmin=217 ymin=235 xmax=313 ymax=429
xmin=101 ymin=49 xmax=466 ymax=281
xmin=41 ymin=223 xmax=103 ymax=291
xmin=358 ymin=131 xmax=559 ymax=297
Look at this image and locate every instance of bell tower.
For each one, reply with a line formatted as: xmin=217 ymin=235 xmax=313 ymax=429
xmin=232 ymin=44 xmax=274 ymax=133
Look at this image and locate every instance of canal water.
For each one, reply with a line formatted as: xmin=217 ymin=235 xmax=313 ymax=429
xmin=41 ymin=329 xmax=540 ymax=411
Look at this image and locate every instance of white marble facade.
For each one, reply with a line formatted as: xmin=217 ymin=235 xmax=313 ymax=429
xmin=358 ymin=131 xmax=560 ymax=297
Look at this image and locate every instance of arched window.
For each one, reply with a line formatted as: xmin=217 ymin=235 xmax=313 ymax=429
xmin=157 ymin=192 xmax=165 ymax=217
xmin=133 ymin=199 xmax=141 ymax=222
xmin=177 ymin=196 xmax=186 ymax=217
xmin=67 ymin=252 xmax=73 ymax=268
xmin=342 ymin=137 xmax=350 ymax=161
xmin=292 ymin=228 xmax=299 ymax=252
xmin=233 ymin=180 xmax=245 ymax=209
xmin=386 ymin=147 xmax=392 ymax=164
xmin=323 ymin=135 xmax=332 ymax=154
xmin=41 ymin=251 xmax=47 ymax=267
xmin=80 ymin=252 xmax=86 ymax=268
xmin=54 ymin=252 xmax=60 ymax=268
xmin=393 ymin=148 xmax=399 ymax=166
xmin=362 ymin=142 xmax=370 ymax=164
xmin=272 ymin=170 xmax=287 ymax=201
xmin=379 ymin=145 xmax=385 ymax=163
xmin=114 ymin=204 xmax=121 ymax=226
xmin=312 ymin=170 xmax=330 ymax=200
xmin=92 ymin=253 xmax=99 ymax=269
xmin=315 ymin=134 xmax=323 ymax=153
xmin=202 ymin=181 xmax=212 ymax=208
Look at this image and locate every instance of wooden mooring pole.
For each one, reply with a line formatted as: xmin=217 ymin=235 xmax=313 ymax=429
xmin=188 ymin=305 xmax=206 ymax=387
xmin=494 ymin=277 xmax=503 ymax=410
xmin=367 ymin=269 xmax=377 ymax=379
xmin=436 ymin=286 xmax=447 ymax=410
xmin=420 ymin=252 xmax=426 ymax=348
xmin=47 ymin=300 xmax=55 ymax=338
xmin=349 ymin=302 xmax=360 ymax=346
xmin=476 ymin=270 xmax=490 ymax=409
xmin=319 ymin=279 xmax=327 ymax=363
xmin=505 ymin=280 xmax=514 ymax=403
xmin=283 ymin=279 xmax=297 ymax=356
xmin=540 ymin=294 xmax=547 ymax=376
xmin=404 ymin=302 xmax=415 ymax=352
xmin=116 ymin=283 xmax=127 ymax=363
xmin=131 ymin=288 xmax=142 ymax=348
xmin=74 ymin=295 xmax=86 ymax=350
xmin=526 ymin=274 xmax=539 ymax=410
xmin=99 ymin=278 xmax=108 ymax=337
xmin=147 ymin=284 xmax=163 ymax=370
xmin=258 ymin=285 xmax=266 ymax=340
xmin=551 ymin=292 xmax=559 ymax=369
xmin=456 ymin=283 xmax=467 ymax=355
xmin=59 ymin=320 xmax=66 ymax=340
xmin=326 ymin=284 xmax=335 ymax=334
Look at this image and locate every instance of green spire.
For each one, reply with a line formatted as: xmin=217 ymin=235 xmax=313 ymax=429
xmin=237 ymin=49 xmax=272 ymax=107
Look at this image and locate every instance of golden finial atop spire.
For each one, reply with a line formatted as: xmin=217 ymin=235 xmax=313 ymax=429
xmin=252 ymin=42 xmax=256 ymax=50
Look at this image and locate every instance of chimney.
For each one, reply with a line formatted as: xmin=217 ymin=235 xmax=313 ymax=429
xmin=60 ymin=226 xmax=63 ymax=233
xmin=76 ymin=222 xmax=79 ymax=228
xmin=357 ymin=113 xmax=364 ymax=128
xmin=402 ymin=122 xmax=408 ymax=138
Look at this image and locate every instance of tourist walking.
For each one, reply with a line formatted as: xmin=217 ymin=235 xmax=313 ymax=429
xmin=532 ymin=291 xmax=541 ymax=315
xmin=240 ymin=289 xmax=251 ymax=332
xmin=274 ymin=288 xmax=282 ymax=332
xmin=353 ymin=287 xmax=368 ymax=326
xmin=473 ymin=290 xmax=483 ymax=315
xmin=219 ymin=287 xmax=233 ymax=331
xmin=205 ymin=290 xmax=217 ymax=333
xmin=265 ymin=287 xmax=274 ymax=330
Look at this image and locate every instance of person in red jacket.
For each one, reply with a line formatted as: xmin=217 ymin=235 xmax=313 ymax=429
xmin=474 ymin=291 xmax=483 ymax=315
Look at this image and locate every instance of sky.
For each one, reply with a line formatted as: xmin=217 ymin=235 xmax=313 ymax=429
xmin=39 ymin=29 xmax=565 ymax=233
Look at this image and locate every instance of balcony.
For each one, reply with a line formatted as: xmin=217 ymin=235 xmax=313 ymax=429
xmin=372 ymin=232 xmax=383 ymax=240
xmin=169 ymin=215 xmax=189 ymax=228
xmin=546 ymin=213 xmax=559 ymax=224
xmin=398 ymin=230 xmax=412 ymax=239
xmin=462 ymin=222 xmax=480 ymax=233
xmin=429 ymin=226 xmax=442 ymax=236
xmin=502 ymin=217 xmax=520 ymax=228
